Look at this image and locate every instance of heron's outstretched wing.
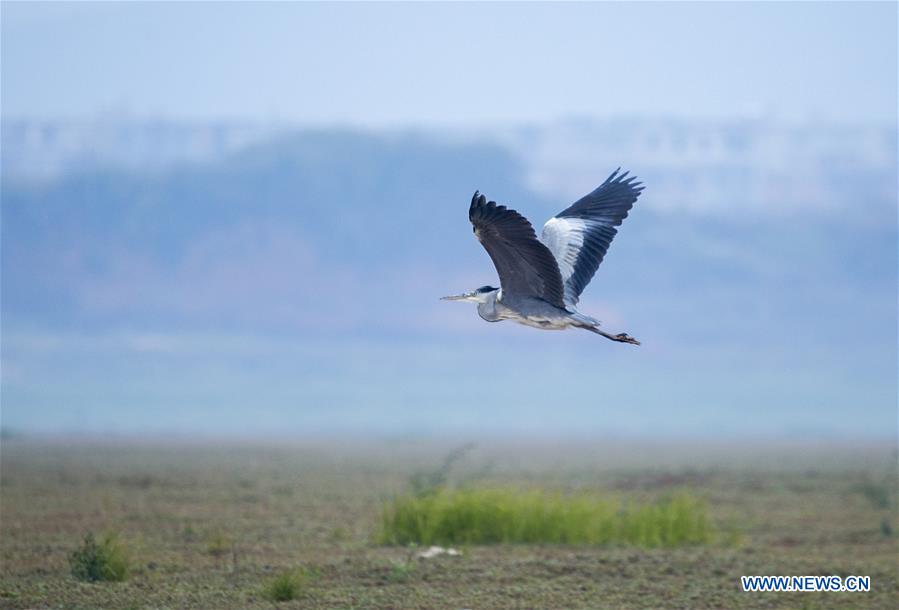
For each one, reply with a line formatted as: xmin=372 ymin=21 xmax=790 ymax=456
xmin=540 ymin=168 xmax=644 ymax=307
xmin=469 ymin=191 xmax=566 ymax=309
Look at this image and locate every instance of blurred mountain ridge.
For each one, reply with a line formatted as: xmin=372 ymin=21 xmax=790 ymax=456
xmin=4 ymin=116 xmax=895 ymax=222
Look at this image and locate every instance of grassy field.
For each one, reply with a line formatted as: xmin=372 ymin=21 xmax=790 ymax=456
xmin=0 ymin=438 xmax=896 ymax=609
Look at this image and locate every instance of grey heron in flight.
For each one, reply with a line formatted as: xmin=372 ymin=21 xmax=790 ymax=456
xmin=442 ymin=168 xmax=643 ymax=345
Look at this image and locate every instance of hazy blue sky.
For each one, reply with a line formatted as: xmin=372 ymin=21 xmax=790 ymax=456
xmin=3 ymin=1 xmax=896 ymax=126
xmin=1 ymin=2 xmax=896 ymax=439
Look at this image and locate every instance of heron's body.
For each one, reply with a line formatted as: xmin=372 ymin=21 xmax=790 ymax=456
xmin=443 ymin=169 xmax=644 ymax=345
xmin=475 ymin=290 xmax=588 ymax=330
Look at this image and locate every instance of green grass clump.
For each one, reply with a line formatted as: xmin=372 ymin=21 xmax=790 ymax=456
xmin=206 ymin=530 xmax=232 ymax=557
xmin=379 ymin=488 xmax=712 ymax=548
xmin=261 ymin=568 xmax=307 ymax=602
xmin=68 ymin=532 xmax=130 ymax=582
xmin=387 ymin=560 xmax=415 ymax=583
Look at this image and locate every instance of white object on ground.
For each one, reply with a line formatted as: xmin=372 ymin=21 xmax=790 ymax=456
xmin=417 ymin=545 xmax=461 ymax=559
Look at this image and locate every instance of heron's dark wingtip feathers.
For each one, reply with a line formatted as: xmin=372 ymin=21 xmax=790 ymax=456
xmin=469 ymin=191 xmax=493 ymax=223
xmin=470 ymin=192 xmax=516 ymax=224
xmin=604 ymin=167 xmax=641 ymax=188
xmin=557 ymin=167 xmax=645 ymax=222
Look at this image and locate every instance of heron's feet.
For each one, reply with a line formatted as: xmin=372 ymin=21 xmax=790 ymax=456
xmin=614 ymin=333 xmax=641 ymax=346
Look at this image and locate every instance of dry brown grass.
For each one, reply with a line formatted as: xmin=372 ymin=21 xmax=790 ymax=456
xmin=0 ymin=439 xmax=896 ymax=609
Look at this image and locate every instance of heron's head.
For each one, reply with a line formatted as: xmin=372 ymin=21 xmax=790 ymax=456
xmin=441 ymin=285 xmax=499 ymax=303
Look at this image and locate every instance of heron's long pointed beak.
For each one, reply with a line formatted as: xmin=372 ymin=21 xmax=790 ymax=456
xmin=440 ymin=293 xmax=468 ymax=301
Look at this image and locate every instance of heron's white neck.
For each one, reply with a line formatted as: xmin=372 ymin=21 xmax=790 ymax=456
xmin=476 ymin=289 xmax=501 ymax=322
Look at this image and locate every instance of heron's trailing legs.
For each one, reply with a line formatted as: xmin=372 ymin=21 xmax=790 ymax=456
xmin=582 ymin=324 xmax=641 ymax=345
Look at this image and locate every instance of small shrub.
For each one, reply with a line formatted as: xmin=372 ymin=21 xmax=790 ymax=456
xmin=379 ymin=488 xmax=713 ymax=548
xmin=69 ymin=532 xmax=130 ymax=582
xmin=262 ymin=568 xmax=307 ymax=602
xmin=387 ymin=560 xmax=415 ymax=583
xmin=206 ymin=530 xmax=232 ymax=557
